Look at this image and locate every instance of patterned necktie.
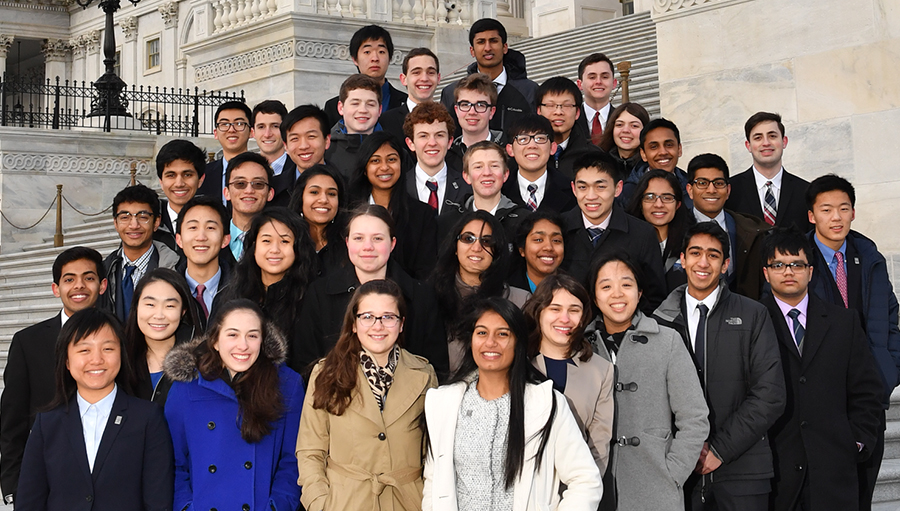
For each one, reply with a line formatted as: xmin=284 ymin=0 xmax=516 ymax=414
xmin=195 ymin=284 xmax=209 ymax=319
xmin=695 ymin=303 xmax=709 ymax=369
xmin=763 ymin=181 xmax=777 ymax=226
xmin=587 ymin=227 xmax=604 ymax=247
xmin=526 ymin=183 xmax=539 ymax=212
xmin=787 ymin=308 xmax=805 ymax=355
xmin=591 ymin=111 xmax=603 ymax=145
xmin=122 ymin=264 xmax=136 ymax=317
xmin=835 ymin=251 xmax=849 ymax=307
xmin=554 ymin=145 xmax=563 ymax=162
xmin=425 ymin=180 xmax=439 ymax=211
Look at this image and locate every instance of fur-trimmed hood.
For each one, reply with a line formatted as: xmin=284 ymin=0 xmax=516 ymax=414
xmin=163 ymin=319 xmax=289 ymax=383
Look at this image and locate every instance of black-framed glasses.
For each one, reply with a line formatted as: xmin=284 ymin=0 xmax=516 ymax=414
xmin=455 ymin=101 xmax=493 ymax=113
xmin=691 ymin=178 xmax=728 ymax=189
xmin=356 ymin=313 xmax=402 ymax=328
xmin=765 ymin=262 xmax=810 ymax=273
xmin=539 ymin=103 xmax=577 ymax=111
xmin=228 ymin=180 xmax=269 ymax=190
xmin=216 ymin=121 xmax=248 ymax=132
xmin=457 ymin=232 xmax=495 ymax=248
xmin=513 ymin=133 xmax=551 ymax=145
xmin=115 ymin=211 xmax=154 ymax=224
xmin=641 ymin=192 xmax=676 ymax=204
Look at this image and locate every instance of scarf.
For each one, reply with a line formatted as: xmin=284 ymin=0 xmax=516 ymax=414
xmin=360 ymin=344 xmax=400 ymax=411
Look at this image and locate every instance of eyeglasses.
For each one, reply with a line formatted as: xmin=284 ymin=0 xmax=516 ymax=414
xmin=216 ymin=121 xmax=248 ymax=132
xmin=539 ymin=103 xmax=578 ymax=112
xmin=641 ymin=192 xmax=676 ymax=204
xmin=765 ymin=262 xmax=810 ymax=273
xmin=690 ymin=178 xmax=728 ymax=189
xmin=228 ymin=180 xmax=269 ymax=190
xmin=457 ymin=232 xmax=495 ymax=248
xmin=513 ymin=134 xmax=551 ymax=145
xmin=456 ymin=101 xmax=493 ymax=113
xmin=115 ymin=211 xmax=154 ymax=224
xmin=356 ymin=313 xmax=402 ymax=328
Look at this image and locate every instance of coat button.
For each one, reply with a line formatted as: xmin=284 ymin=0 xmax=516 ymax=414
xmin=211 ymin=508 xmax=217 ymax=511
xmin=244 ymin=461 xmax=252 ymax=469
xmin=208 ymin=464 xmax=217 ymax=473
xmin=795 ymin=464 xmax=804 ymax=471
xmin=378 ymin=432 xmax=386 ymax=441
xmin=208 ymin=421 xmax=216 ymax=430
xmin=242 ymin=504 xmax=250 ymax=511
xmin=86 ymin=495 xmax=93 ymax=502
xmin=799 ymin=376 xmax=807 ymax=384
xmin=800 ymin=421 xmax=808 ymax=428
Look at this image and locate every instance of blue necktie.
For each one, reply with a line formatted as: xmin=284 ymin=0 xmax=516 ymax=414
xmin=587 ymin=227 xmax=604 ymax=247
xmin=122 ymin=264 xmax=136 ymax=318
xmin=788 ymin=308 xmax=805 ymax=355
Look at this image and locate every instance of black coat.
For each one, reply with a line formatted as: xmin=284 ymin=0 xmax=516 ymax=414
xmin=324 ymin=81 xmax=408 ymax=128
xmin=324 ymin=123 xmax=368 ymax=183
xmin=561 ymin=206 xmax=666 ymax=314
xmin=762 ymin=293 xmax=882 ymax=511
xmin=726 ymin=168 xmax=812 ymax=233
xmin=379 ymin=103 xmax=410 ymax=142
xmin=654 ymin=281 xmax=786 ymax=484
xmin=155 ymin=198 xmax=179 ymax=253
xmin=437 ymin=195 xmax=530 ymax=249
xmin=501 ymin=167 xmax=576 ymax=214
xmin=0 ymin=314 xmax=61 ymax=501
xmin=290 ymin=262 xmax=449 ymax=379
xmin=391 ymin=196 xmax=439 ymax=280
xmin=548 ymin=127 xmax=600 ymax=181
xmin=404 ymin=164 xmax=472 ymax=216
xmin=198 ymin=158 xmax=225 ymax=204
xmin=270 ymin=156 xmax=298 ymax=200
xmin=175 ymin=251 xmax=236 ymax=332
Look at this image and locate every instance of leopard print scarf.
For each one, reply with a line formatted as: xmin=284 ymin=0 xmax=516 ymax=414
xmin=359 ymin=344 xmax=400 ymax=411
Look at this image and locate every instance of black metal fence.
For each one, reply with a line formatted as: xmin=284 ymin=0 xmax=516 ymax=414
xmin=0 ymin=75 xmax=244 ymax=136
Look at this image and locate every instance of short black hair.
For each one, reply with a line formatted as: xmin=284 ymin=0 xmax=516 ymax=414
xmin=506 ymin=114 xmax=554 ymax=141
xmin=402 ymin=47 xmax=439 ymax=74
xmin=469 ymin=18 xmax=507 ymax=46
xmin=514 ymin=210 xmax=564 ymax=251
xmin=112 ymin=184 xmax=160 ymax=217
xmin=577 ymin=53 xmax=615 ymax=80
xmin=350 ymin=25 xmax=395 ymax=61
xmin=687 ymin=153 xmax=730 ymax=182
xmin=281 ymin=104 xmax=329 ymax=143
xmin=682 ymin=221 xmax=730 ymax=261
xmin=176 ymin=195 xmax=229 ymax=235
xmin=52 ymin=246 xmax=103 ymax=285
xmin=806 ymin=173 xmax=856 ymax=211
xmin=571 ymin=148 xmax=620 ymax=183
xmin=155 ymin=139 xmax=206 ymax=179
xmin=760 ymin=227 xmax=812 ymax=265
xmin=639 ymin=118 xmax=681 ymax=148
xmin=224 ymin=151 xmax=274 ymax=186
xmin=744 ymin=111 xmax=785 ymax=140
xmin=587 ymin=250 xmax=644 ymax=293
xmin=251 ymin=99 xmax=288 ymax=126
xmin=214 ymin=100 xmax=251 ymax=125
xmin=536 ymin=76 xmax=583 ymax=109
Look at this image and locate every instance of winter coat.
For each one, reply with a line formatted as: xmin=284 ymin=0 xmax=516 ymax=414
xmin=297 ymin=349 xmax=438 ymax=511
xmin=163 ymin=327 xmax=305 ymax=511
xmin=436 ymin=193 xmax=530 ymax=249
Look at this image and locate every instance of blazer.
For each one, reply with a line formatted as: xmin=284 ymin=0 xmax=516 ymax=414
xmin=574 ymin=103 xmax=614 ymax=143
xmin=154 ymin=198 xmax=179 ymax=253
xmin=549 ymin=128 xmax=600 ymax=181
xmin=423 ymin=379 xmax=602 ymax=511
xmin=725 ymin=168 xmax=812 ymax=233
xmin=391 ymin=196 xmax=440 ymax=280
xmin=16 ymin=390 xmax=175 ymax=511
xmin=404 ymin=164 xmax=472 ymax=216
xmin=501 ymin=167 xmax=577 ymax=214
xmin=270 ymin=156 xmax=298 ymax=199
xmin=723 ymin=209 xmax=770 ymax=300
xmin=380 ymin=103 xmax=410 ymax=143
xmin=297 ymin=350 xmax=438 ymax=511
xmin=198 ymin=158 xmax=225 ymax=204
xmin=762 ymin=293 xmax=882 ymax=511
xmin=0 ymin=314 xmax=62 ymax=501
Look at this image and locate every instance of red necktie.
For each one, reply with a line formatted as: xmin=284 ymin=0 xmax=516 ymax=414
xmin=195 ymin=284 xmax=209 ymax=319
xmin=835 ymin=252 xmax=848 ymax=307
xmin=425 ymin=180 xmax=439 ymax=211
xmin=591 ymin=112 xmax=603 ymax=146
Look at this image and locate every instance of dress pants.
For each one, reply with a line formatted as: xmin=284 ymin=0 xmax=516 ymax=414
xmin=685 ymin=473 xmax=769 ymax=511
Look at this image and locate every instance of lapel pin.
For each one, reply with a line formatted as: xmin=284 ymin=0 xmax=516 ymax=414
xmin=854 ymin=257 xmax=859 ymax=264
xmin=114 ymin=415 xmax=122 ymax=425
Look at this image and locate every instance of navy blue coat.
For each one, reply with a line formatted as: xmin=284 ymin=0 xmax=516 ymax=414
xmin=16 ymin=390 xmax=174 ymax=511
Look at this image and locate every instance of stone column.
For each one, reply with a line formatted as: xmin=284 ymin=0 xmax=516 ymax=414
xmin=120 ymin=16 xmax=138 ymax=85
xmin=0 ymin=35 xmax=14 ymax=78
xmin=42 ymin=39 xmax=71 ymax=83
xmin=70 ymin=35 xmax=86 ymax=83
xmin=83 ymin=30 xmax=101 ymax=83
xmin=159 ymin=2 xmax=179 ymax=89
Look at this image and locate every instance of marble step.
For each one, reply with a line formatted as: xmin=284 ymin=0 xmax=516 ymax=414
xmin=0 ymin=290 xmax=61 ymax=308
xmin=39 ymin=226 xmax=118 ymax=246
xmin=889 ymin=386 xmax=900 ymax=421
xmin=0 ymin=239 xmax=119 ymax=273
xmin=875 ymin=460 xmax=900 ymax=504
xmin=884 ymin=421 xmax=900 ymax=460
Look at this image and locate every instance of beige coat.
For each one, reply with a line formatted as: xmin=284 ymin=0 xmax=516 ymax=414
xmin=297 ymin=349 xmax=438 ymax=511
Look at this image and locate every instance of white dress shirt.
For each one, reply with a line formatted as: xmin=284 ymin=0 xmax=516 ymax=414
xmin=684 ymin=285 xmax=721 ymax=351
xmin=581 ymin=210 xmax=612 ymax=231
xmin=415 ymin=163 xmax=448 ymax=213
xmin=583 ymin=102 xmax=611 ymax=132
xmin=517 ymin=171 xmax=548 ymax=208
xmin=77 ymin=384 xmax=117 ymax=472
xmin=752 ymin=166 xmax=784 ymax=211
xmin=492 ymin=68 xmax=508 ymax=95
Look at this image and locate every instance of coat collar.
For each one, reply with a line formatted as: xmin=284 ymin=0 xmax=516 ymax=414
xmin=353 ymin=349 xmax=433 ymax=428
xmin=64 ymin=390 xmax=130 ymax=480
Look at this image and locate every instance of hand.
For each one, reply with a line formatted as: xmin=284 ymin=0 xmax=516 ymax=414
xmin=694 ymin=442 xmax=709 ymax=473
xmin=698 ymin=442 xmax=723 ymax=475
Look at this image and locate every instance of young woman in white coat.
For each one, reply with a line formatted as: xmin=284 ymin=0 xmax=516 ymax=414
xmin=422 ymin=297 xmax=602 ymax=511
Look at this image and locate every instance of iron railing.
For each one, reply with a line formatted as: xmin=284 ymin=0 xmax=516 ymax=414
xmin=0 ymin=74 xmax=244 ymax=136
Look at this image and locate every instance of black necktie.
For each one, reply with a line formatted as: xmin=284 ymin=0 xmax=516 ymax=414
xmin=788 ymin=308 xmax=804 ymax=355
xmin=122 ymin=265 xmax=136 ymax=317
xmin=695 ymin=303 xmax=709 ymax=369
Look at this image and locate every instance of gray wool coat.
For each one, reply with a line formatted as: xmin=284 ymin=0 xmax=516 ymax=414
xmin=588 ymin=311 xmax=709 ymax=511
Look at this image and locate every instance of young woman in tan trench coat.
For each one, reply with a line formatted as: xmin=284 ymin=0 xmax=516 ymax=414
xmin=297 ymin=279 xmax=438 ymax=511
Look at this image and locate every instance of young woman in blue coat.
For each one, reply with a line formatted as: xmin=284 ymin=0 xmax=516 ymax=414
xmin=163 ymin=299 xmax=305 ymax=511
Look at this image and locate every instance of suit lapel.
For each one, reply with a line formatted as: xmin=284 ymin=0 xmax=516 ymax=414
xmin=762 ymin=295 xmax=801 ymax=361
xmin=354 ymin=365 xmax=389 ymax=428
xmin=91 ymin=391 xmax=129 ymax=480
xmin=845 ymin=238 xmax=863 ymax=311
xmin=381 ymin=354 xmax=429 ymax=427
xmin=800 ymin=297 xmax=826 ymax=369
xmin=64 ymin=399 xmax=95 ymax=487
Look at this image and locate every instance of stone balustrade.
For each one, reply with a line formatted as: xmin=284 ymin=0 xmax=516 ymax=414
xmin=211 ymin=0 xmax=279 ymax=34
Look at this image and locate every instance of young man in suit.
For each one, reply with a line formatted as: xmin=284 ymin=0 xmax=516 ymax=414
xmin=804 ymin=174 xmax=900 ymax=511
xmin=446 ymin=72 xmax=506 ymax=173
xmin=271 ymin=104 xmax=331 ymax=207
xmin=0 ymin=247 xmax=107 ymax=506
xmin=380 ymin=48 xmax=440 ymax=142
xmin=619 ymin=117 xmax=692 ymax=207
xmin=575 ymin=53 xmax=617 ymax=145
xmin=761 ymin=228 xmax=882 ymax=511
xmin=197 ymin=101 xmax=252 ymax=206
xmin=251 ymin=100 xmax=295 ymax=192
xmin=560 ymin=150 xmax=665 ymax=312
xmin=324 ymin=25 xmax=407 ymax=127
xmin=686 ymin=153 xmax=770 ymax=299
xmin=654 ymin=221 xmax=785 ymax=511
xmin=502 ymin=114 xmax=576 ymax=213
xmin=154 ymin=139 xmax=207 ymax=251
xmin=537 ymin=76 xmax=596 ymax=180
xmin=223 ymin=152 xmax=275 ymax=261
xmin=725 ymin=112 xmax=811 ymax=232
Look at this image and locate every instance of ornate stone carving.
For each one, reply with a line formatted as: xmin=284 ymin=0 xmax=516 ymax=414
xmin=0 ymin=35 xmax=14 ymax=59
xmin=294 ymin=40 xmax=351 ymax=60
xmin=69 ymin=35 xmax=85 ymax=58
xmin=41 ymin=38 xmax=72 ymax=62
xmin=84 ymin=30 xmax=101 ymax=55
xmin=159 ymin=2 xmax=179 ymax=29
xmin=195 ymin=40 xmax=294 ymax=81
xmin=120 ymin=16 xmax=139 ymax=42
xmin=0 ymin=154 xmax=152 ymax=176
xmin=652 ymin=0 xmax=749 ymax=17
xmin=0 ymin=0 xmax=70 ymax=12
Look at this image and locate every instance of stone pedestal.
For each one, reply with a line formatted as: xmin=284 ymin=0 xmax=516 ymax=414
xmin=531 ymin=0 xmax=620 ymax=36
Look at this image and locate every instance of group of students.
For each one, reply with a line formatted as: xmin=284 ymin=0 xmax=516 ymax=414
xmin=2 ymin=16 xmax=899 ymax=511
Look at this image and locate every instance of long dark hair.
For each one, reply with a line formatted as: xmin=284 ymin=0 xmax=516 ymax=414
xmin=624 ymin=168 xmax=693 ymax=263
xmin=49 ymin=308 xmax=134 ymax=409
xmin=124 ymin=268 xmax=199 ymax=397
xmin=226 ymin=207 xmax=316 ymax=337
xmin=522 ymin=273 xmax=593 ymax=361
xmin=288 ymin=164 xmax=346 ymax=250
xmin=598 ymin=102 xmax=650 ymax=153
xmin=194 ymin=299 xmax=284 ymax=443
xmin=430 ymin=210 xmax=510 ymax=320
xmin=445 ymin=297 xmax=555 ymax=490
xmin=348 ymin=132 xmax=410 ymax=220
xmin=312 ymin=280 xmax=407 ymax=415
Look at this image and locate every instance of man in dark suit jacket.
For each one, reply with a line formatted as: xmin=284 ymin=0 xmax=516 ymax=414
xmin=502 ymin=114 xmax=576 ymax=214
xmin=380 ymin=48 xmax=441 ymax=143
xmin=760 ymin=229 xmax=882 ymax=511
xmin=725 ymin=112 xmax=811 ymax=232
xmin=154 ymin=139 xmax=208 ymax=252
xmin=561 ymin=150 xmax=666 ymax=313
xmin=0 ymin=247 xmax=108 ymax=506
xmin=574 ymin=53 xmax=617 ymax=145
xmin=197 ymin=101 xmax=252 ymax=206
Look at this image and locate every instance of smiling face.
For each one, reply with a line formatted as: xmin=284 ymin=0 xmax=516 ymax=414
xmin=641 ymin=177 xmax=680 ymax=228
xmin=213 ymin=108 xmax=251 ymax=157
xmin=346 ymin=215 xmax=395 ymax=275
xmin=251 ymin=112 xmax=285 ymax=159
xmin=680 ymin=233 xmax=729 ymax=299
xmin=457 ymin=219 xmax=494 ymax=284
xmin=470 ymin=30 xmax=507 ymax=72
xmin=366 ymin=143 xmax=402 ymax=192
xmin=808 ymin=190 xmax=854 ymax=250
xmin=160 ymin=160 xmax=202 ymax=211
xmin=285 ymin=117 xmax=330 ymax=172
xmin=507 ymin=131 xmax=556 ymax=175
xmin=214 ymin=309 xmax=263 ymax=376
xmin=176 ymin=205 xmax=229 ymax=268
xmin=136 ymin=280 xmax=184 ymax=345
xmin=53 ymin=258 xmax=107 ymax=317
xmin=455 ymin=89 xmax=495 ymax=136
xmin=640 ymin=127 xmax=682 ymax=172
xmin=301 ymin=174 xmax=340 ymax=227
xmin=686 ymin=167 xmax=730 ymax=219
xmin=223 ymin=162 xmax=274 ymax=216
xmin=406 ymin=120 xmax=452 ymax=175
xmin=67 ymin=326 xmax=121 ymax=403
xmin=352 ymin=293 xmax=403 ymax=365
xmin=539 ymin=288 xmax=584 ymax=355
xmin=338 ymin=88 xmax=382 ymax=135
xmin=400 ymin=55 xmax=440 ymax=103
xmin=114 ymin=201 xmax=160 ymax=255
xmin=352 ymin=38 xmax=390 ymax=81
xmin=612 ymin=111 xmax=643 ymax=157
xmin=520 ymin=219 xmax=564 ymax=280
xmin=764 ymin=249 xmax=813 ymax=304
xmin=577 ymin=60 xmax=617 ymax=107
xmin=572 ymin=167 xmax=622 ymax=224
xmin=463 ymin=148 xmax=508 ymax=201
xmin=254 ymin=220 xmax=296 ymax=287
xmin=593 ymin=261 xmax=641 ymax=334
xmin=745 ymin=120 xmax=787 ymax=171
xmin=538 ymin=91 xmax=580 ymax=143
xmin=471 ymin=310 xmax=515 ymax=375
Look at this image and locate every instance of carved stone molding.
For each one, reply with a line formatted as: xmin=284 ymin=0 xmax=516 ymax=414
xmin=0 ymin=0 xmax=70 ymax=12
xmin=69 ymin=35 xmax=85 ymax=58
xmin=41 ymin=38 xmax=72 ymax=62
xmin=294 ymin=40 xmax=351 ymax=61
xmin=0 ymin=35 xmax=14 ymax=59
xmin=652 ymin=0 xmax=752 ymax=20
xmin=84 ymin=30 xmax=101 ymax=55
xmin=195 ymin=40 xmax=294 ymax=81
xmin=159 ymin=2 xmax=179 ymax=29
xmin=120 ymin=16 xmax=139 ymax=42
xmin=1 ymin=154 xmax=152 ymax=176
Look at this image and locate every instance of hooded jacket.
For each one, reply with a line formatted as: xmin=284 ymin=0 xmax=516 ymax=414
xmin=436 ymin=193 xmax=529 ymax=248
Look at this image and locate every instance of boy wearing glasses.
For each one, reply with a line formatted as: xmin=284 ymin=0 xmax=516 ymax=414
xmin=198 ymin=101 xmax=253 ymax=205
xmin=102 ymin=184 xmax=180 ymax=321
xmin=502 ymin=114 xmax=576 ymax=213
xmin=536 ymin=76 xmax=596 ymax=180
xmin=223 ymin=152 xmax=275 ymax=261
xmin=446 ymin=73 xmax=505 ymax=173
xmin=686 ymin=153 xmax=769 ymax=299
